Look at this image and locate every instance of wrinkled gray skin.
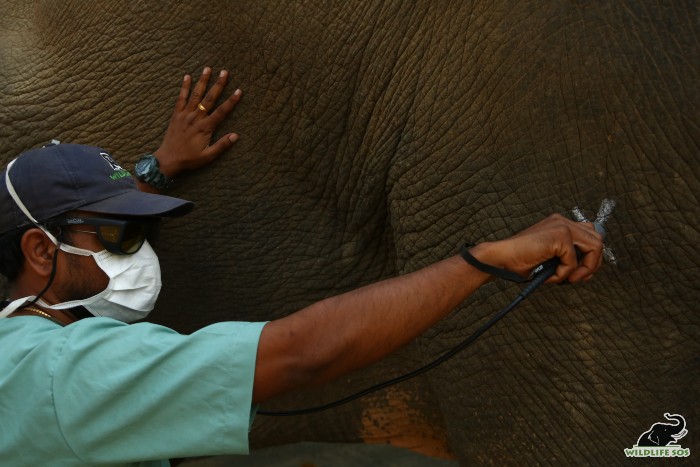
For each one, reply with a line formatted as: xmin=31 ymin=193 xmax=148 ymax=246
xmin=0 ymin=1 xmax=698 ymax=465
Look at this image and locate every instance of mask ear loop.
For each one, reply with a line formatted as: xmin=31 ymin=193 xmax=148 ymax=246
xmin=23 ymin=235 xmax=62 ymax=310
xmin=5 ymin=159 xmax=64 ymax=311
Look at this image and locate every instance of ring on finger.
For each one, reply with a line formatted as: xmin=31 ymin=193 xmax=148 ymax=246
xmin=198 ymin=103 xmax=208 ymax=112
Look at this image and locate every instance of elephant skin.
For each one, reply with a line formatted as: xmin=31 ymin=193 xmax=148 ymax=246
xmin=0 ymin=1 xmax=698 ymax=465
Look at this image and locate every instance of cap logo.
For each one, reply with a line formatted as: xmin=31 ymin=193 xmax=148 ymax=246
xmin=100 ymin=151 xmax=131 ymax=181
xmin=100 ymin=151 xmax=123 ymax=171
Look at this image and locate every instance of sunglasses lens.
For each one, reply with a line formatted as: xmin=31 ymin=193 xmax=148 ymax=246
xmin=96 ymin=222 xmax=146 ymax=254
xmin=97 ymin=225 xmax=121 ymax=244
xmin=120 ymin=222 xmax=146 ymax=254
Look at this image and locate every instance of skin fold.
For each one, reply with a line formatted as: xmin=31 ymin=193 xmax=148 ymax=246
xmin=0 ymin=1 xmax=697 ymax=464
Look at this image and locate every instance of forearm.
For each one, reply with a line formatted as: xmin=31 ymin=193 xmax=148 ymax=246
xmin=298 ymin=254 xmax=490 ymax=381
xmin=254 ymin=247 xmax=492 ymax=402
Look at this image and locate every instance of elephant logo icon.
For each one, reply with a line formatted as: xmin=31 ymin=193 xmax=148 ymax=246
xmin=100 ymin=151 xmax=132 ymax=181
xmin=100 ymin=151 xmax=124 ymax=172
xmin=637 ymin=413 xmax=687 ymax=446
xmin=624 ymin=413 xmax=691 ymax=458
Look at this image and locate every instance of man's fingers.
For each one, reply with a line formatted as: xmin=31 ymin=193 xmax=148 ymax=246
xmin=549 ymin=244 xmax=578 ymax=283
xmin=202 ymin=133 xmax=239 ymax=160
xmin=568 ymin=244 xmax=603 ymax=282
xmin=176 ymin=75 xmax=191 ymax=111
xmin=188 ymin=67 xmax=212 ymax=109
xmin=546 ymin=219 xmax=604 ymax=283
xmin=209 ymin=88 xmax=242 ymax=125
xmin=199 ymin=70 xmax=229 ymax=114
xmin=558 ymin=221 xmax=604 ymax=283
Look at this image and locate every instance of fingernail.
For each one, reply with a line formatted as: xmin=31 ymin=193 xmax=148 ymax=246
xmin=229 ymin=134 xmax=239 ymax=143
xmin=219 ymin=70 xmax=226 ymax=78
xmin=234 ymin=89 xmax=242 ymax=96
xmin=203 ymin=67 xmax=211 ymax=74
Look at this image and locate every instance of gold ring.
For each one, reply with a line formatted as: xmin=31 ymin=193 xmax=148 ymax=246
xmin=198 ymin=103 xmax=207 ymax=112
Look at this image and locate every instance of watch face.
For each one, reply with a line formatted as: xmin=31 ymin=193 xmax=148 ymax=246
xmin=135 ymin=155 xmax=169 ymax=189
xmin=135 ymin=156 xmax=157 ymax=179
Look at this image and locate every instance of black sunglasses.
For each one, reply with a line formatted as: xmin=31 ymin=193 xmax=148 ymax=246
xmin=51 ymin=217 xmax=153 ymax=255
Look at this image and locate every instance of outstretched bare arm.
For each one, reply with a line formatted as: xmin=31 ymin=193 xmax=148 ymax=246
xmin=253 ymin=214 xmax=603 ymax=403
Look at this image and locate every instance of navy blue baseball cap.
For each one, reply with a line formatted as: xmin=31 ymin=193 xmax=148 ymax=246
xmin=0 ymin=143 xmax=193 ymax=235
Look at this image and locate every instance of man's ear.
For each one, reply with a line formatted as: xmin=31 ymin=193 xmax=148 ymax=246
xmin=20 ymin=228 xmax=56 ymax=277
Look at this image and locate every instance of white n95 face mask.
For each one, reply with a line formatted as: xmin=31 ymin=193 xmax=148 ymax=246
xmin=44 ymin=239 xmax=162 ymax=322
xmin=0 ymin=239 xmax=162 ymax=323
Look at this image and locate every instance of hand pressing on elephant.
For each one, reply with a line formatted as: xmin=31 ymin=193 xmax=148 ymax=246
xmin=137 ymin=67 xmax=242 ymax=193
xmin=253 ymin=214 xmax=604 ymax=403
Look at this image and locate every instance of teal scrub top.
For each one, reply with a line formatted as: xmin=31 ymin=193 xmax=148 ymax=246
xmin=0 ymin=315 xmax=266 ymax=467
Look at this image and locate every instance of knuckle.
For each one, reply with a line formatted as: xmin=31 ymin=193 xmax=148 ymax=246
xmin=549 ymin=213 xmax=565 ymax=222
xmin=555 ymin=224 xmax=572 ymax=239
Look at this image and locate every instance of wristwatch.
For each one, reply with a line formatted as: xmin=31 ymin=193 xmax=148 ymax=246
xmin=134 ymin=154 xmax=171 ymax=190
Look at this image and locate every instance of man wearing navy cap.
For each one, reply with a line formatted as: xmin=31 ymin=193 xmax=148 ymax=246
xmin=0 ymin=68 xmax=604 ymax=466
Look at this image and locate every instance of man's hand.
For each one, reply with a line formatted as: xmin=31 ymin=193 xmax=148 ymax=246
xmin=469 ymin=214 xmax=604 ymax=283
xmin=154 ymin=67 xmax=242 ymax=179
